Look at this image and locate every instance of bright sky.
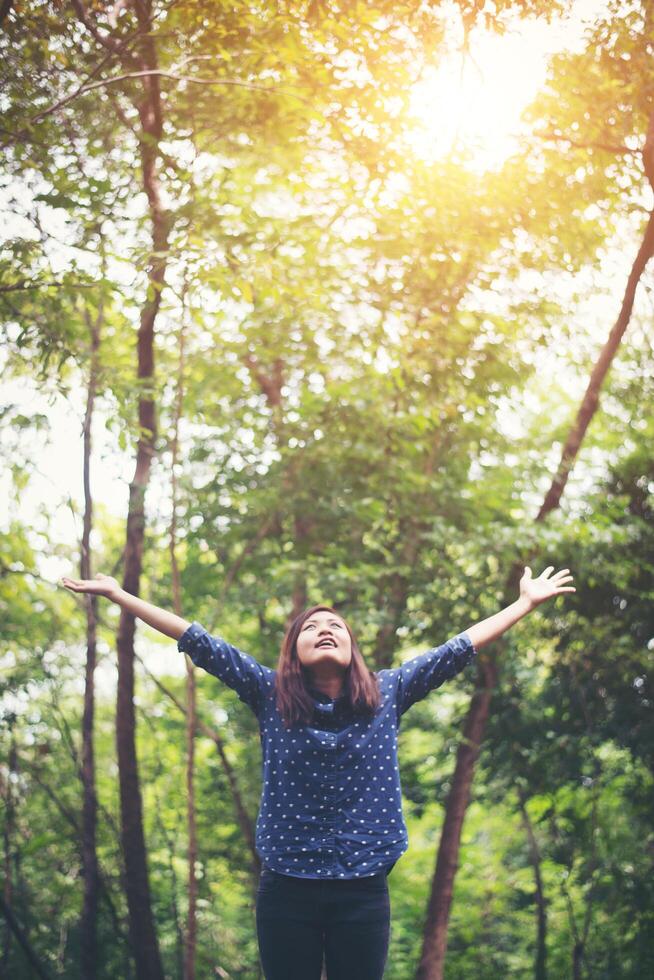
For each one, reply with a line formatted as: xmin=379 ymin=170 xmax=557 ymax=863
xmin=1 ymin=0 xmax=615 ymax=674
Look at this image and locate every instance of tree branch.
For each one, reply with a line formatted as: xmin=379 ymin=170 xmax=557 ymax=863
xmin=0 ymin=69 xmax=312 ymax=150
xmin=0 ymin=17 xmax=145 ymax=150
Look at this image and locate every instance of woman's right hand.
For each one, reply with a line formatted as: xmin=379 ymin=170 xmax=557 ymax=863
xmin=61 ymin=573 xmax=122 ymax=601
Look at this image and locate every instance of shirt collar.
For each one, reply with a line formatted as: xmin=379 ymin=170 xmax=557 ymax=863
xmin=307 ymin=686 xmax=348 ymax=708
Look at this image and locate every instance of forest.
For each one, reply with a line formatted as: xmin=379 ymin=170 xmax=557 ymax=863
xmin=1 ymin=0 xmax=653 ymax=978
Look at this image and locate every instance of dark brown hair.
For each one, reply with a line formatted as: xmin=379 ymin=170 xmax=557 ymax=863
xmin=274 ymin=604 xmax=382 ymax=729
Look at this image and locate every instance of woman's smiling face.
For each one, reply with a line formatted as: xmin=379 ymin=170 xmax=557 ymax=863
xmin=295 ymin=609 xmax=353 ymax=679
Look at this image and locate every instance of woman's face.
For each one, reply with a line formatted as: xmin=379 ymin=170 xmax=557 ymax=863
xmin=295 ymin=609 xmax=353 ymax=678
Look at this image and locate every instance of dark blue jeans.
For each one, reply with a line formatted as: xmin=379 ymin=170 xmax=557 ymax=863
xmin=255 ymin=868 xmax=391 ymax=979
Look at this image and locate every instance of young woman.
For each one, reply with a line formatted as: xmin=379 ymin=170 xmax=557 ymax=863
xmin=61 ymin=564 xmax=575 ymax=979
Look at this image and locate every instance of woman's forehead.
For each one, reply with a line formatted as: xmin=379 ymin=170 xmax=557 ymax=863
xmin=305 ymin=610 xmax=345 ymax=625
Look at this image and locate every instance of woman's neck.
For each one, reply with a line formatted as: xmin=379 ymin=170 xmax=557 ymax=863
xmin=307 ymin=673 xmax=345 ymax=700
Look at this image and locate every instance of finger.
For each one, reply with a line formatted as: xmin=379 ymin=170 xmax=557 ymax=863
xmin=540 ymin=565 xmax=555 ymax=577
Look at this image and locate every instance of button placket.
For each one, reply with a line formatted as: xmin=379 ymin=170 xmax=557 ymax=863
xmin=318 ymin=731 xmax=338 ymax=871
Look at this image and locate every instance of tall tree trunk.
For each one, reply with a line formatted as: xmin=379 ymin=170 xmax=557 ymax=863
xmin=415 ymin=120 xmax=654 ymax=980
xmin=517 ymin=789 xmax=548 ymax=980
xmin=79 ymin=299 xmax=101 ymax=980
xmin=415 ymin=655 xmax=498 ymax=980
xmin=536 ymin=211 xmax=654 ymax=520
xmin=113 ymin=2 xmax=169 ymax=976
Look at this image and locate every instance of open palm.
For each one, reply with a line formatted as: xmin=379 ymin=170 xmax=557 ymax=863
xmin=61 ymin=573 xmax=121 ymax=599
xmin=519 ymin=566 xmax=575 ymax=609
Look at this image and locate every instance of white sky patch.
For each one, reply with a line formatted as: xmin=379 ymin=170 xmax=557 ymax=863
xmin=0 ymin=374 xmax=130 ymax=559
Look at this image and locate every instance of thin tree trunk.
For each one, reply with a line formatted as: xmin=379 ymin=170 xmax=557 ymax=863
xmin=290 ymin=514 xmax=310 ymax=621
xmin=112 ymin=2 xmax=170 ymax=975
xmin=168 ymin=299 xmax=199 ymax=980
xmin=79 ymin=297 xmax=101 ymax=980
xmin=138 ymin=706 xmax=186 ymax=974
xmin=517 ymin=789 xmax=548 ymax=980
xmin=241 ymin=353 xmax=312 ymax=627
xmin=371 ymin=567 xmax=412 ymax=670
xmin=371 ymin=431 xmax=446 ymax=670
xmin=1 ymin=719 xmax=16 ymax=973
xmin=134 ymin=655 xmax=260 ymax=863
xmin=415 ymin=116 xmax=654 ymax=980
xmin=1 ymin=744 xmax=54 ymax=977
xmin=28 ymin=760 xmax=132 ymax=948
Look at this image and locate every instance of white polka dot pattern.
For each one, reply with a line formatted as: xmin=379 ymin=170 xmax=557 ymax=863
xmin=178 ymin=622 xmax=477 ymax=880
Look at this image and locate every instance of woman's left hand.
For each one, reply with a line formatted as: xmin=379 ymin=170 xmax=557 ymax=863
xmin=519 ymin=566 xmax=575 ymax=610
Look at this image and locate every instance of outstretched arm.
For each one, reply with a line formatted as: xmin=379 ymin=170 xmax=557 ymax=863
xmin=464 ymin=566 xmax=575 ymax=651
xmin=60 ymin=573 xmax=190 ymax=641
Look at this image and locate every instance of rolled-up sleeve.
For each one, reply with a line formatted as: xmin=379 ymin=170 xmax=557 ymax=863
xmin=395 ymin=631 xmax=477 ymax=717
xmin=178 ymin=621 xmax=269 ymax=716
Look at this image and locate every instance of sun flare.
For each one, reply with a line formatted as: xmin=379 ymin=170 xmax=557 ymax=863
xmin=406 ymin=1 xmax=605 ymax=170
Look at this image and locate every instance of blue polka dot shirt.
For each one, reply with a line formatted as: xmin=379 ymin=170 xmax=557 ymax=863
xmin=178 ymin=622 xmax=477 ymax=880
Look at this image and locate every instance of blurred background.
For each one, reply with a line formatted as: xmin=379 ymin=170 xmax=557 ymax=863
xmin=1 ymin=0 xmax=653 ymax=977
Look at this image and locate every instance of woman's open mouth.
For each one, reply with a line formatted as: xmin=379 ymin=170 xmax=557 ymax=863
xmin=315 ymin=638 xmax=336 ymax=648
